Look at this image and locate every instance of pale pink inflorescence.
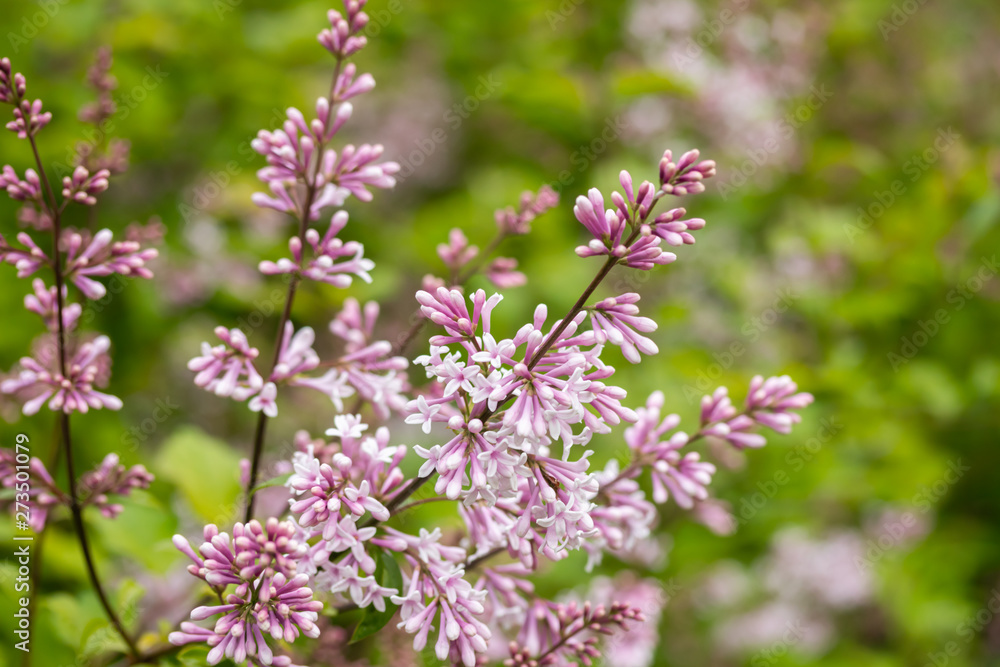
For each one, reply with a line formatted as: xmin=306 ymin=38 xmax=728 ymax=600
xmin=170 ymin=520 xmax=321 ymax=666
xmin=169 ymin=3 xmax=815 ymax=666
xmin=187 ymin=0 xmax=401 ymax=422
xmin=0 ymin=57 xmax=159 ymax=419
xmin=0 ymin=450 xmax=151 ymax=531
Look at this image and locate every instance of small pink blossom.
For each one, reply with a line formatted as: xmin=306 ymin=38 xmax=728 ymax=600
xmin=61 ymin=165 xmax=110 ymax=205
xmin=188 ymin=326 xmax=264 ymax=400
xmin=259 ymin=211 xmax=374 ymax=287
xmin=1 ymin=335 xmax=122 ymax=415
xmin=494 ymin=185 xmax=559 ymax=236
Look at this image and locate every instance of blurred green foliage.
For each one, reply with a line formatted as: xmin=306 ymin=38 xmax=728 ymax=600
xmin=0 ymin=0 xmax=998 ymax=665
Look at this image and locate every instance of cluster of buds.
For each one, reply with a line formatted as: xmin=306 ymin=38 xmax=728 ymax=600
xmin=505 ymin=601 xmax=645 ymax=666
xmin=170 ymin=520 xmax=321 ymax=665
xmin=78 ymin=453 xmax=154 ymax=519
xmin=0 ymin=450 xmax=151 ymax=531
xmin=61 ymin=166 xmax=110 ymax=206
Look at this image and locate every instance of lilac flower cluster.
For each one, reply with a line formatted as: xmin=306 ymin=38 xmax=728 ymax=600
xmin=0 ymin=6 xmax=821 ymax=667
xmin=170 ymin=520 xmax=322 ymax=665
xmin=0 ymin=58 xmax=159 ymax=416
xmin=0 ymin=50 xmax=158 ymax=662
xmin=0 ymin=450 xmax=151 ymax=531
xmin=504 ymin=600 xmax=644 ymax=666
xmin=187 ymin=0 xmax=401 ymax=421
xmin=166 ymin=3 xmax=816 ymax=666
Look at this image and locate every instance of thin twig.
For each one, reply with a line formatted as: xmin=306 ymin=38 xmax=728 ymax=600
xmin=244 ymin=59 xmax=345 ymax=522
xmin=26 ymin=132 xmax=141 ymax=659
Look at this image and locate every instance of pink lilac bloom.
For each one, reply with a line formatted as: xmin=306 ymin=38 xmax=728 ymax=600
xmin=0 ymin=450 xmax=152 ymax=530
xmin=623 ymin=391 xmax=715 ymax=508
xmin=582 ymin=575 xmax=665 ymax=667
xmin=584 ymin=460 xmax=658 ymax=569
xmin=505 ymin=599 xmax=645 ymax=667
xmin=657 ymin=148 xmax=716 ymax=196
xmin=0 ymin=228 xmax=159 ymax=301
xmin=327 ymin=298 xmax=410 ymax=418
xmin=485 ymin=256 xmax=526 ymax=289
xmin=266 ymin=322 xmax=355 ymax=412
xmin=494 ymin=185 xmax=560 ymax=236
xmin=1 ymin=335 xmax=122 ymax=414
xmin=23 ymin=278 xmax=81 ymax=332
xmin=699 ymin=376 xmax=814 ymax=449
xmin=161 ymin=5 xmax=820 ymax=665
xmin=61 ymin=165 xmax=110 ymax=205
xmin=6 ymin=92 xmax=51 ymax=138
xmin=318 ymin=5 xmax=370 ymax=58
xmin=192 ymin=0 xmax=402 ymax=443
xmin=437 ymin=228 xmax=478 ymax=275
xmin=258 ymin=211 xmax=374 ymax=287
xmin=375 ymin=528 xmax=490 ymax=667
xmin=170 ymin=520 xmax=321 ymax=665
xmin=0 ymin=231 xmax=47 ymax=276
xmin=588 ymin=293 xmax=658 ymax=363
xmin=61 ymin=228 xmax=157 ymax=299
xmin=188 ymin=327 xmax=265 ymax=401
xmin=0 ymin=165 xmax=42 ymax=202
xmin=282 ymin=414 xmax=407 ymax=606
xmin=691 ymin=498 xmax=738 ymax=536
xmin=78 ymin=453 xmax=154 ymax=518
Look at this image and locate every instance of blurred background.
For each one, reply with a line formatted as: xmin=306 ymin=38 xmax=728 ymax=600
xmin=0 ymin=0 xmax=998 ymax=665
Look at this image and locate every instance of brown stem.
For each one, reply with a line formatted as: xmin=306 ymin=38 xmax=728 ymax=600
xmin=244 ymin=57 xmax=346 ymax=522
xmin=244 ymin=187 xmax=312 ymax=523
xmin=464 ymin=545 xmax=505 ymax=570
xmin=372 ymin=472 xmax=433 ymax=523
xmin=526 ymin=228 xmax=640 ymax=372
xmin=26 ymin=132 xmax=141 ymax=660
xmin=390 ymin=316 xmax=427 ymax=357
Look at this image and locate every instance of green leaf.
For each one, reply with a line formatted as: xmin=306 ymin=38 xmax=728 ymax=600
xmin=154 ymin=426 xmax=243 ymax=523
xmin=80 ymin=618 xmax=127 ymax=660
xmin=91 ymin=492 xmax=179 ymax=572
xmin=249 ymin=472 xmax=292 ymax=496
xmin=177 ymin=645 xmax=212 ymax=667
xmin=116 ymin=578 xmax=146 ymax=628
xmin=350 ymin=550 xmax=403 ymax=644
xmin=43 ymin=594 xmax=90 ymax=650
xmin=418 ymin=644 xmax=449 ymax=667
xmin=612 ymin=68 xmax=694 ymax=98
